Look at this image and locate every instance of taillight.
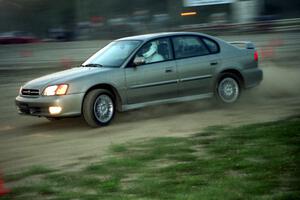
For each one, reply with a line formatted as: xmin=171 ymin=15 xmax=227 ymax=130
xmin=254 ymin=50 xmax=259 ymax=62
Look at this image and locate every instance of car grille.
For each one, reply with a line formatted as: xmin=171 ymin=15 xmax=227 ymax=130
xmin=21 ymin=89 xmax=40 ymax=96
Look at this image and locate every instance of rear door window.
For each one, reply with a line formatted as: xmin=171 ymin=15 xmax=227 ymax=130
xmin=202 ymin=38 xmax=219 ymax=54
xmin=172 ymin=36 xmax=210 ymax=59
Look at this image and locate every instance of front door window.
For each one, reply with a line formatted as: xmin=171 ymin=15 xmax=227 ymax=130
xmin=135 ymin=38 xmax=172 ymax=64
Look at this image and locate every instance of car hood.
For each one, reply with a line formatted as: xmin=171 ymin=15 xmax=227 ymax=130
xmin=23 ymin=67 xmax=110 ymax=90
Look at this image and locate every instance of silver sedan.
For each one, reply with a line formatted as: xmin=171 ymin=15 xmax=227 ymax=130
xmin=16 ymin=32 xmax=263 ymax=127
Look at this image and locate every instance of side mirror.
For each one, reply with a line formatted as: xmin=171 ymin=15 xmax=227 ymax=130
xmin=133 ymin=57 xmax=145 ymax=66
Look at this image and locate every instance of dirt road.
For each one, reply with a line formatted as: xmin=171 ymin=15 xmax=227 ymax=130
xmin=0 ymin=62 xmax=299 ymax=174
xmin=0 ymin=33 xmax=300 ymax=174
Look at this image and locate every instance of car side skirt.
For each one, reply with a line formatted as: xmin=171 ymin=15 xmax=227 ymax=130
xmin=122 ymin=92 xmax=213 ymax=111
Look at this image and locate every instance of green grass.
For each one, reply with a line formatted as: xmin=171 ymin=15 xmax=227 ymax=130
xmin=1 ymin=116 xmax=300 ymax=200
xmin=4 ymin=165 xmax=56 ymax=182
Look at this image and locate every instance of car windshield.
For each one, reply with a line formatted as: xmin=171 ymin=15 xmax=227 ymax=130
xmin=82 ymin=40 xmax=141 ymax=68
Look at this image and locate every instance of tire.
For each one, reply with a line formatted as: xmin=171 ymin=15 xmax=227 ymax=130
xmin=82 ymin=89 xmax=115 ymax=127
xmin=215 ymin=73 xmax=242 ymax=104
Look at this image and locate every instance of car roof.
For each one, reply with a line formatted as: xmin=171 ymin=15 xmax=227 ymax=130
xmin=117 ymin=32 xmax=208 ymax=42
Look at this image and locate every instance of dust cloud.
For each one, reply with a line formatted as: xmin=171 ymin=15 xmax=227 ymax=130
xmin=245 ymin=62 xmax=300 ymax=103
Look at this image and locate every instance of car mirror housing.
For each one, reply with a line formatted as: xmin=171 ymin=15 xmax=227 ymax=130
xmin=133 ymin=57 xmax=145 ymax=66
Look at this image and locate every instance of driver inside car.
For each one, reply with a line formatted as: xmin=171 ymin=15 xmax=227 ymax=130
xmin=142 ymin=41 xmax=164 ymax=63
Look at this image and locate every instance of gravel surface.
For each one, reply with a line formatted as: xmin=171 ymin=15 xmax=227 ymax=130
xmin=0 ymin=32 xmax=299 ymax=174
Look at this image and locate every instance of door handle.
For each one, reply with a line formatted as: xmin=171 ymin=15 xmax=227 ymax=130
xmin=210 ymin=61 xmax=218 ymax=66
xmin=165 ymin=68 xmax=173 ymax=73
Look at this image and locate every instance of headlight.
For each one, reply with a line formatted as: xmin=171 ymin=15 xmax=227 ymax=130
xmin=43 ymin=84 xmax=68 ymax=96
xmin=19 ymin=86 xmax=23 ymax=94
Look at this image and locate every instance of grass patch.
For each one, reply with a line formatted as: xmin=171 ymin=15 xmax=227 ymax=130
xmin=2 ymin=116 xmax=300 ymax=200
xmin=4 ymin=165 xmax=56 ymax=182
xmin=109 ymin=144 xmax=128 ymax=153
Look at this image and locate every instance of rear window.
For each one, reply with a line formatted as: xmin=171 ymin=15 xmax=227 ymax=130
xmin=202 ymin=38 xmax=219 ymax=54
xmin=172 ymin=36 xmax=210 ymax=59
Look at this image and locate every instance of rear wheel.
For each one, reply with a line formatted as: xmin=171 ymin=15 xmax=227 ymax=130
xmin=216 ymin=73 xmax=241 ymax=104
xmin=83 ymin=89 xmax=115 ymax=127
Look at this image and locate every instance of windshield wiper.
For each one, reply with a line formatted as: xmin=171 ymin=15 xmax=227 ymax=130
xmin=81 ymin=63 xmax=103 ymax=68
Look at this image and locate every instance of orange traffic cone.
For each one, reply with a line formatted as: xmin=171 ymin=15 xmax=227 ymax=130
xmin=0 ymin=175 xmax=10 ymax=196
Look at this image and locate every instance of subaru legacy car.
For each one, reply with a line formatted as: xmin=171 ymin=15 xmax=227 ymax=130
xmin=16 ymin=32 xmax=263 ymax=127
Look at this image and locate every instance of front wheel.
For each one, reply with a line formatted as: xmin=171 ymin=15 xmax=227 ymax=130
xmin=216 ymin=73 xmax=241 ymax=104
xmin=83 ymin=89 xmax=115 ymax=127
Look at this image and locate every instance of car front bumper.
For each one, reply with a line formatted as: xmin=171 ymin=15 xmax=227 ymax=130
xmin=15 ymin=93 xmax=84 ymax=117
